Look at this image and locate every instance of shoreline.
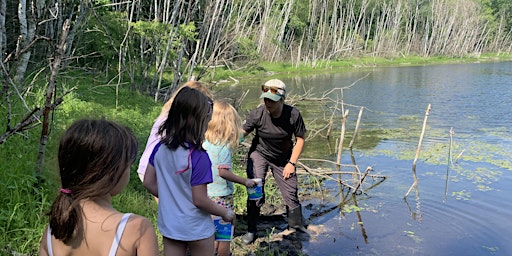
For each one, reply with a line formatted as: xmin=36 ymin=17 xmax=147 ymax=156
xmin=210 ymin=54 xmax=512 ymax=83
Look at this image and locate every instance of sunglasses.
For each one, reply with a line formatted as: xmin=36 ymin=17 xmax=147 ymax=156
xmin=261 ymin=85 xmax=284 ymax=95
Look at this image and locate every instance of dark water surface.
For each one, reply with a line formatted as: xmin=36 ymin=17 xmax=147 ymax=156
xmin=228 ymin=61 xmax=512 ymax=255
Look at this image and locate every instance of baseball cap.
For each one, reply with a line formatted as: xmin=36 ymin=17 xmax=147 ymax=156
xmin=260 ymin=79 xmax=286 ymax=102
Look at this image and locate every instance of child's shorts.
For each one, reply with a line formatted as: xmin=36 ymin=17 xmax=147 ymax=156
xmin=210 ymin=194 xmax=234 ymax=211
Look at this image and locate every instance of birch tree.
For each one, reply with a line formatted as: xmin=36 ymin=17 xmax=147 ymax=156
xmin=14 ymin=0 xmax=36 ymax=84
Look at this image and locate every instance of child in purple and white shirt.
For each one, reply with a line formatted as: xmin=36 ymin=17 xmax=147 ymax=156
xmin=143 ymin=87 xmax=233 ymax=256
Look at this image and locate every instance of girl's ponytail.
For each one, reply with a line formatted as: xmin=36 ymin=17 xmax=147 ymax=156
xmin=48 ymin=193 xmax=81 ymax=243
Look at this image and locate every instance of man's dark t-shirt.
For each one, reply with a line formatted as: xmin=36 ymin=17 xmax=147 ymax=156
xmin=243 ymin=104 xmax=306 ymax=165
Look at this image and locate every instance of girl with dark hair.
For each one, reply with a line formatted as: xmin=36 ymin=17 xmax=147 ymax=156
xmin=137 ymin=80 xmax=214 ymax=183
xmin=143 ymin=87 xmax=234 ymax=256
xmin=39 ymin=119 xmax=159 ymax=256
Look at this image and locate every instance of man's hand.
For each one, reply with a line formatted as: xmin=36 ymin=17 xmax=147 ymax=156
xmin=283 ymin=162 xmax=296 ymax=179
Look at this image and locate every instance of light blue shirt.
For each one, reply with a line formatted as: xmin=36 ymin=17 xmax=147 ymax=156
xmin=203 ymin=140 xmax=234 ymax=197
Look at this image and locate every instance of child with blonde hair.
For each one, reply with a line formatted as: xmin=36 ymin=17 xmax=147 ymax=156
xmin=203 ymin=100 xmax=256 ymax=256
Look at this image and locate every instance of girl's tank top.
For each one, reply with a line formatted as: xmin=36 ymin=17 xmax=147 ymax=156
xmin=47 ymin=213 xmax=132 ymax=256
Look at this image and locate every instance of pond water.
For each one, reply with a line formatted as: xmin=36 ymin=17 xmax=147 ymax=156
xmin=225 ymin=61 xmax=512 ymax=255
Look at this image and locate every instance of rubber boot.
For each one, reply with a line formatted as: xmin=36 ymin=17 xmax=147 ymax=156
xmin=288 ymin=206 xmax=307 ymax=233
xmin=242 ymin=201 xmax=260 ymax=244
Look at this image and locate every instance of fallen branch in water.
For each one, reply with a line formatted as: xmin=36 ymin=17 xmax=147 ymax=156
xmin=294 ymin=159 xmax=385 ymax=195
xmin=353 ymin=166 xmax=373 ymax=194
xmin=297 ymin=161 xmax=356 ymax=190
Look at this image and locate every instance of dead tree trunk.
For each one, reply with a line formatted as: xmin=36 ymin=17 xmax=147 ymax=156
xmin=36 ymin=19 xmax=70 ymax=174
xmin=116 ymin=1 xmax=135 ymax=109
xmin=336 ymin=109 xmax=349 ymax=169
xmin=0 ymin=0 xmax=5 ymax=59
xmin=14 ymin=0 xmax=36 ymax=84
xmin=348 ymin=107 xmax=364 ymax=149
xmin=404 ymin=103 xmax=432 ymax=198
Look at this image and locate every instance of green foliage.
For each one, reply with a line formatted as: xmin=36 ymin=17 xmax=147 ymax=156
xmin=288 ymin=12 xmax=307 ymax=38
xmin=93 ymin=0 xmax=111 ymax=5
xmin=486 ymin=0 xmax=512 ymax=31
xmin=132 ymin=20 xmax=167 ymax=36
xmin=112 ymin=168 xmax=159 ymax=217
xmin=75 ymin=9 xmax=128 ymax=67
xmin=478 ymin=0 xmax=502 ymax=37
xmin=232 ymin=170 xmax=249 ymax=214
xmin=178 ymin=22 xmax=198 ymax=41
xmin=233 ymin=37 xmax=260 ymax=62
xmin=130 ymin=20 xmax=197 ymax=79
xmin=131 ymin=20 xmax=174 ymax=48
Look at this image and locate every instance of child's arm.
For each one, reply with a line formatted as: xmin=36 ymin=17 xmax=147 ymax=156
xmin=218 ymin=167 xmax=256 ymax=188
xmin=143 ymin=165 xmax=158 ymax=197
xmin=133 ymin=216 xmax=159 ymax=256
xmin=38 ymin=226 xmax=49 ymax=256
xmin=192 ymin=184 xmax=234 ymax=222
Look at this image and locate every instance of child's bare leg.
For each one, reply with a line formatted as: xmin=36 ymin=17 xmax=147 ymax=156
xmin=163 ymin=236 xmax=187 ymax=256
xmin=216 ymin=241 xmax=231 ymax=256
xmin=214 ymin=240 xmax=219 ymax=254
xmin=188 ymin=235 xmax=215 ymax=256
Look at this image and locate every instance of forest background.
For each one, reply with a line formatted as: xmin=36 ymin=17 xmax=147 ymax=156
xmin=1 ymin=0 xmax=512 ymax=254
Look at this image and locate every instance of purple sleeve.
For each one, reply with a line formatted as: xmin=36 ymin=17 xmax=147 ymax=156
xmin=190 ymin=149 xmax=213 ymax=186
xmin=148 ymin=142 xmax=162 ymax=166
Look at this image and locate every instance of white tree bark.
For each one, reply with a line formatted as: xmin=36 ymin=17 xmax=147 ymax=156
xmin=0 ymin=0 xmax=5 ymax=58
xmin=14 ymin=0 xmax=35 ymax=84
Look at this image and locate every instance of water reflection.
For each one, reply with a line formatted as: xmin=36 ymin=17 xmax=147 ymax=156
xmin=403 ymin=190 xmax=422 ymax=222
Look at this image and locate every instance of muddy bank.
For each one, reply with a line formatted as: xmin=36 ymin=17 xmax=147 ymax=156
xmin=230 ymin=201 xmax=325 ymax=256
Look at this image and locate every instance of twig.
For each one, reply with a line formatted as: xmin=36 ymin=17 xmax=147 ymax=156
xmin=0 ymin=62 xmax=31 ymax=112
xmin=299 ymin=163 xmax=356 ymax=190
xmin=454 ymin=149 xmax=465 ymax=163
xmin=353 ymin=166 xmax=373 ymax=194
xmin=296 ymin=162 xmax=325 ymax=201
xmin=348 ymin=107 xmax=364 ymax=149
xmin=299 ymin=158 xmax=354 ymax=166
xmin=0 ymin=86 xmax=76 ymax=145
xmin=443 ymin=127 xmax=454 ymax=202
xmin=336 ymin=109 xmax=349 ymax=167
xmin=404 ymin=104 xmax=432 ymax=199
